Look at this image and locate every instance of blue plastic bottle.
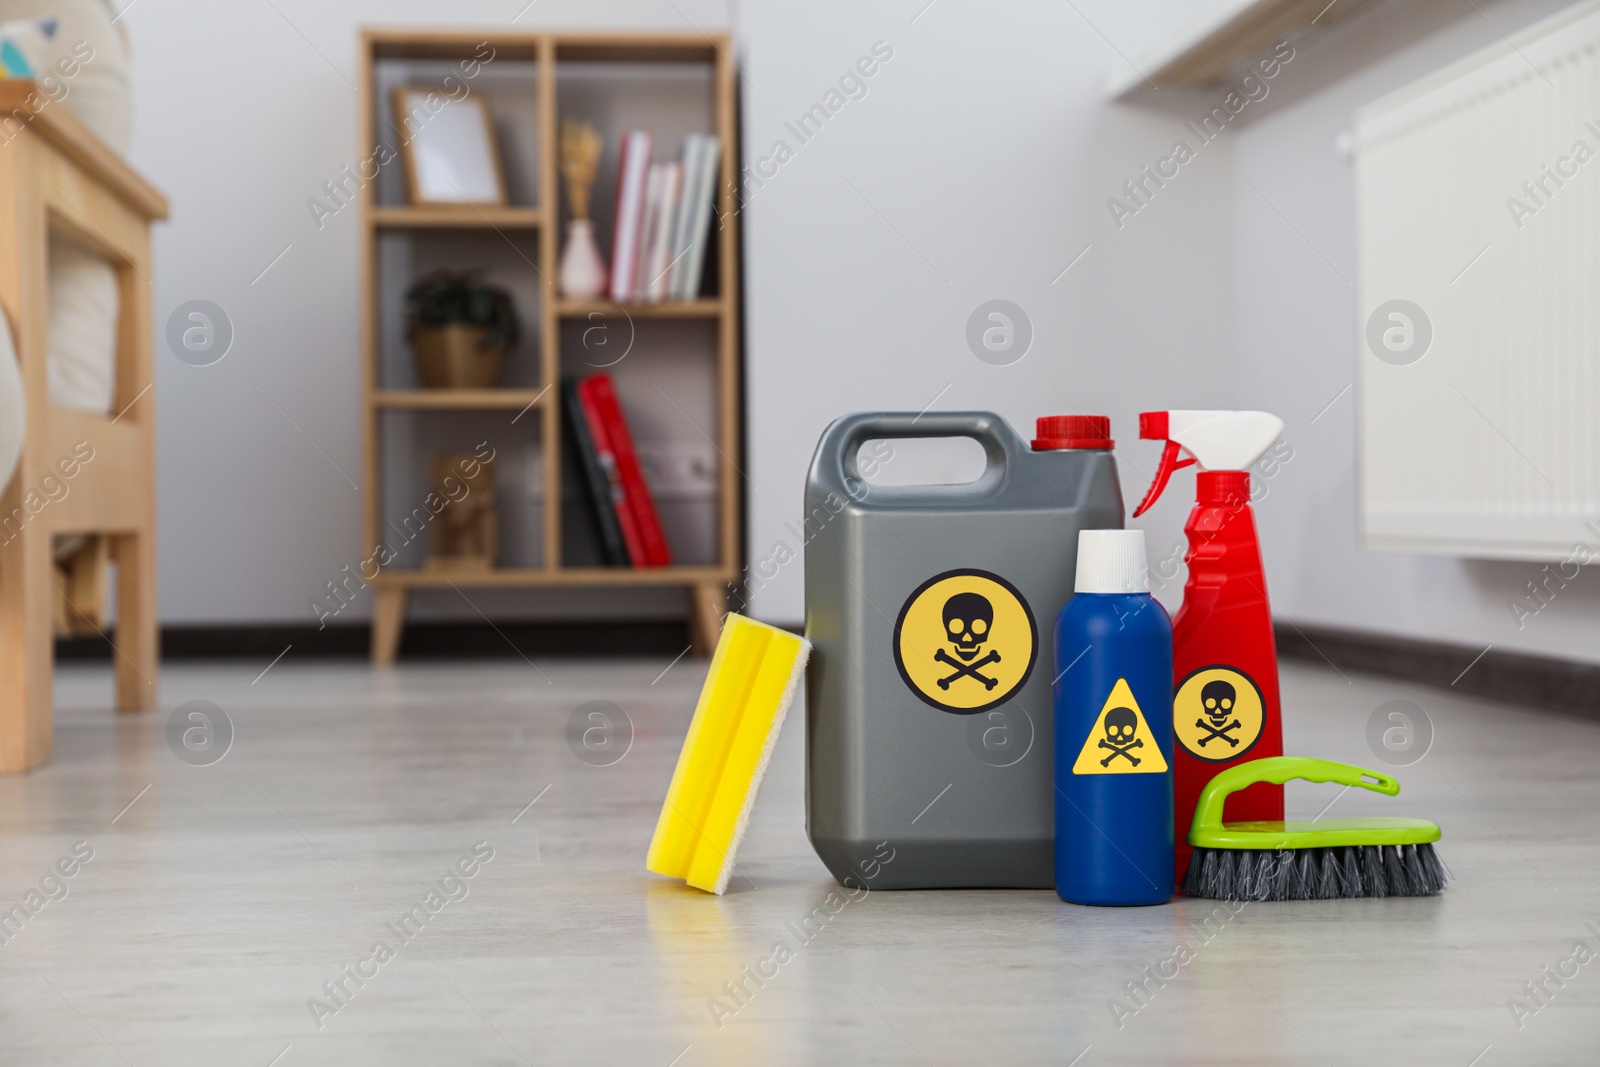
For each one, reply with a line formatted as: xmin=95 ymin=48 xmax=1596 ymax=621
xmin=1054 ymin=529 xmax=1174 ymax=906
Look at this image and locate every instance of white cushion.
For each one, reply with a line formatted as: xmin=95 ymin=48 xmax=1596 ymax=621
xmin=0 ymin=0 xmax=130 ymax=152
xmin=0 ymin=301 xmax=22 ymax=490
xmin=47 ymin=233 xmax=118 ymax=413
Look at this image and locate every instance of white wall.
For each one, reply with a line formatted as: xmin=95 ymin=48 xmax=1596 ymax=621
xmin=126 ymin=0 xmax=1600 ymax=662
xmin=739 ymin=0 xmax=1230 ymax=621
xmin=129 ymin=0 xmax=1211 ymax=628
xmin=127 ymin=0 xmax=732 ymax=626
xmin=744 ymin=0 xmax=1600 ymax=668
xmin=1217 ymin=0 xmax=1600 ymax=665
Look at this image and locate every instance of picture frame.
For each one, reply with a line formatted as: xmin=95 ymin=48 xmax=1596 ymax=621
xmin=391 ymin=86 xmax=506 ymax=206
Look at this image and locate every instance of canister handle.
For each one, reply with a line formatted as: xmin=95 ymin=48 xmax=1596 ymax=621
xmin=818 ymin=411 xmax=1017 ymax=500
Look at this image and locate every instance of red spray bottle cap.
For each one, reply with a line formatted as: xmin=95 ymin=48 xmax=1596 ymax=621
xmin=1131 ymin=410 xmax=1284 ymax=517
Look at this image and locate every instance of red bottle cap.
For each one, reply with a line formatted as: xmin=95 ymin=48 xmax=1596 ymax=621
xmin=1032 ymin=415 xmax=1112 ymax=451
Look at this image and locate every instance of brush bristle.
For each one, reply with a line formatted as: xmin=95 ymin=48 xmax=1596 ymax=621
xmin=1182 ymin=843 xmax=1449 ymax=901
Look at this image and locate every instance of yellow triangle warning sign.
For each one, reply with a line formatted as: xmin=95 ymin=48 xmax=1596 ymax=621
xmin=1070 ymin=678 xmax=1168 ymax=775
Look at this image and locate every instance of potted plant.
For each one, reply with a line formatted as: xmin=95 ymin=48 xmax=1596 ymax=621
xmin=404 ymin=269 xmax=520 ymax=389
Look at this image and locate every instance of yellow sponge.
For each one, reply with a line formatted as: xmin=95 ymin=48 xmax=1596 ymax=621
xmin=647 ymin=613 xmax=810 ymax=894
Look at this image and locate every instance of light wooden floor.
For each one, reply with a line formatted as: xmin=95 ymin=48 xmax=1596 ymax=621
xmin=0 ymin=656 xmax=1596 ymax=1064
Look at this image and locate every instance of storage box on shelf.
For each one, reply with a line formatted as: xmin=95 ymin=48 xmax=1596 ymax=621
xmin=358 ymin=30 xmax=741 ymax=664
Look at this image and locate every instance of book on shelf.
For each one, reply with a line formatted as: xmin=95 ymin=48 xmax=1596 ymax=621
xmin=636 ymin=160 xmax=682 ymax=301
xmin=604 ymin=130 xmax=722 ymax=304
xmin=670 ymin=133 xmax=721 ymax=302
xmin=607 ymin=129 xmax=653 ymax=303
xmin=572 ymin=372 xmax=673 ymax=568
xmin=664 ymin=136 xmax=705 ymax=300
xmin=561 ymin=377 xmax=629 ymax=566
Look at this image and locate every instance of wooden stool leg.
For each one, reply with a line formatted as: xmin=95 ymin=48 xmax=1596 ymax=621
xmin=0 ymin=523 xmax=55 ymax=770
xmin=688 ymin=580 xmax=727 ymax=657
xmin=110 ymin=530 xmax=158 ymax=712
xmin=371 ymin=586 xmax=407 ymax=666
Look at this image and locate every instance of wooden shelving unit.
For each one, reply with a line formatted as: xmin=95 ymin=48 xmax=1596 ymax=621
xmin=372 ymin=389 xmax=548 ymax=410
xmin=357 ymin=29 xmax=741 ymax=664
xmin=371 ymin=204 xmax=546 ymax=229
xmin=553 ymin=298 xmax=726 ymax=318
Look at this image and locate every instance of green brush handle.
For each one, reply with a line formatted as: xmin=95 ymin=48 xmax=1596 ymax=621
xmin=1191 ymin=757 xmax=1398 ymax=834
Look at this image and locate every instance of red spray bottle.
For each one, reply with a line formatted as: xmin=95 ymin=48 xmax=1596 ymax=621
xmin=1132 ymin=410 xmax=1286 ymax=883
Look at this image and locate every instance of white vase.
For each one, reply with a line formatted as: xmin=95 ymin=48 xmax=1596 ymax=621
xmin=559 ymin=219 xmax=608 ymax=301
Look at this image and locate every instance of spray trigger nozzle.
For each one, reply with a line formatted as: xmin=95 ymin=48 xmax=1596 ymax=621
xmin=1129 ymin=410 xmax=1286 ymax=518
xmin=1132 ymin=440 xmax=1194 ymax=517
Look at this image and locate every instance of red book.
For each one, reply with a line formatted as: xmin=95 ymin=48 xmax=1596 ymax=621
xmin=576 ymin=373 xmax=672 ymax=567
xmin=575 ymin=381 xmax=644 ymax=565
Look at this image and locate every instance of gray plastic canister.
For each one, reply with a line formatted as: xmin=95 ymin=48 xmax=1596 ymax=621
xmin=804 ymin=412 xmax=1123 ymax=889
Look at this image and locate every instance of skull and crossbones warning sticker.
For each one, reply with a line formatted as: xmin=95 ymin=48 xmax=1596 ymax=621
xmin=892 ymin=569 xmax=1037 ymax=714
xmin=1173 ymin=666 xmax=1265 ymax=762
xmin=1069 ymin=677 xmax=1168 ymax=775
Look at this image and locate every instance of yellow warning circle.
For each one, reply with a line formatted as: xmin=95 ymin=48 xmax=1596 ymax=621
xmin=893 ymin=569 xmax=1037 ymax=714
xmin=1071 ymin=677 xmax=1169 ymax=775
xmin=1174 ymin=665 xmax=1265 ymax=763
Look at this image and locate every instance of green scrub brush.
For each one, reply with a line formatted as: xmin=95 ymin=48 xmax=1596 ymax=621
xmin=1182 ymin=756 xmax=1448 ymax=901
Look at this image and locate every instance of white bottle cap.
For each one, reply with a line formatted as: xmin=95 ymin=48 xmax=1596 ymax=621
xmin=1075 ymin=529 xmax=1149 ymax=594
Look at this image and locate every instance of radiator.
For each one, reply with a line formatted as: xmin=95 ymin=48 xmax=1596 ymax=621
xmin=1355 ymin=0 xmax=1600 ymax=561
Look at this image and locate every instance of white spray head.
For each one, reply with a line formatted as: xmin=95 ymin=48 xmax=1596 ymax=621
xmin=1132 ymin=410 xmax=1284 ymax=516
